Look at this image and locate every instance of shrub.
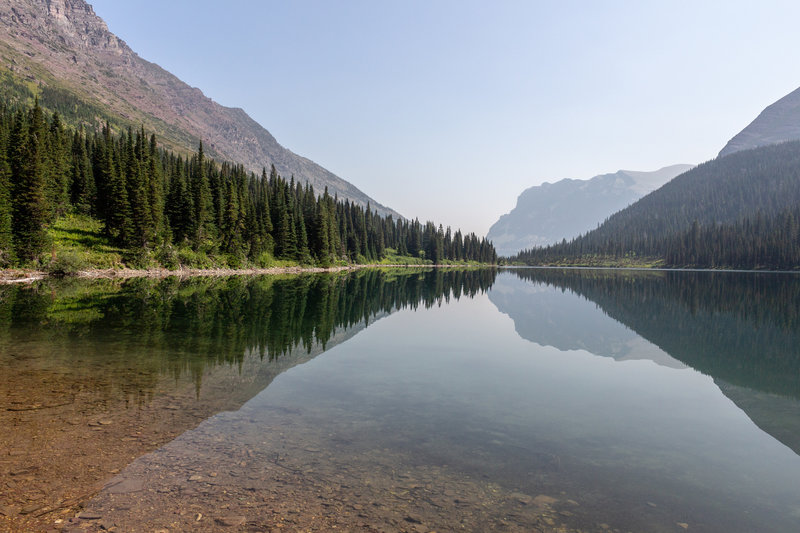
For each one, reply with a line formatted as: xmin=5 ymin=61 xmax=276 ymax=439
xmin=46 ymin=251 xmax=88 ymax=278
xmin=255 ymin=252 xmax=276 ymax=268
xmin=155 ymin=243 xmax=179 ymax=270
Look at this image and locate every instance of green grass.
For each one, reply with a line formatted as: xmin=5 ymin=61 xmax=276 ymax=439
xmin=49 ymin=214 xmax=126 ymax=268
xmin=41 ymin=219 xmax=494 ymax=274
xmin=377 ymin=248 xmax=432 ymax=265
xmin=46 ymin=215 xmax=312 ymax=271
xmin=512 ymin=254 xmax=666 ymax=269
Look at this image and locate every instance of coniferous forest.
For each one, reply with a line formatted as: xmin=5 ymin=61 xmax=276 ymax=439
xmin=510 ymin=141 xmax=800 ymax=270
xmin=0 ymin=99 xmax=497 ymax=269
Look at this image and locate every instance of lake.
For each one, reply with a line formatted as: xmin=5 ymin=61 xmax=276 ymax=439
xmin=1 ymin=268 xmax=799 ymax=532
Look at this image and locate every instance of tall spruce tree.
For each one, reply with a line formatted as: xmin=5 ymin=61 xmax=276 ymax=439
xmin=0 ymin=121 xmax=12 ymax=261
xmin=190 ymin=141 xmax=213 ymax=248
xmin=70 ymin=128 xmax=94 ymax=214
xmin=10 ymin=102 xmax=49 ymax=262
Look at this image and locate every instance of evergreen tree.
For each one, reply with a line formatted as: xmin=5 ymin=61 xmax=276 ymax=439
xmin=0 ymin=122 xmax=12 ymax=261
xmin=10 ymin=102 xmax=49 ymax=262
xmin=0 ymin=97 xmax=498 ymax=268
xmin=190 ymin=141 xmax=213 ymax=248
xmin=0 ymin=107 xmax=12 ymax=261
xmin=45 ymin=112 xmax=70 ymax=219
xmin=146 ymin=134 xmax=165 ymax=243
xmin=70 ymin=129 xmax=94 ymax=214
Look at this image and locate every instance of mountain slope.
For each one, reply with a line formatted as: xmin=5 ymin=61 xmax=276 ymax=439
xmin=719 ymin=86 xmax=800 ymax=158
xmin=487 ymin=165 xmax=692 ymax=256
xmin=0 ymin=0 xmax=399 ymax=217
xmin=515 ymin=141 xmax=800 ymax=268
xmin=583 ymin=143 xmax=800 ymax=241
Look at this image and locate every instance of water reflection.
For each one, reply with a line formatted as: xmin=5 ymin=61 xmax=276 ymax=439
xmin=0 ymin=268 xmax=496 ymax=531
xmin=489 ymin=272 xmax=686 ymax=368
xmin=73 ymin=269 xmax=800 ymax=533
xmin=501 ymin=268 xmax=800 ymax=456
xmin=506 ymin=268 xmax=800 ymax=397
xmin=6 ymin=267 xmax=800 ymax=532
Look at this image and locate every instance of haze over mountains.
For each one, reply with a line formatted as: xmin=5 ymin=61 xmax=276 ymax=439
xmin=492 ymin=81 xmax=800 ymax=263
xmin=0 ymin=0 xmax=399 ymax=217
xmin=510 ymin=83 xmax=800 ymax=269
xmin=487 ymin=165 xmax=692 ymax=257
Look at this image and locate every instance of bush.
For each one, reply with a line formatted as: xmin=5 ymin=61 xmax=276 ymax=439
xmin=0 ymin=249 xmax=12 ymax=269
xmin=222 ymin=253 xmax=245 ymax=269
xmin=155 ymin=243 xmax=179 ymax=270
xmin=123 ymin=248 xmax=158 ymax=269
xmin=46 ymin=251 xmax=88 ymax=278
xmin=176 ymin=247 xmax=213 ymax=268
xmin=255 ymin=252 xmax=276 ymax=268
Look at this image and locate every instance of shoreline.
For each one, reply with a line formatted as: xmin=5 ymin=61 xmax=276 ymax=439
xmin=0 ymin=263 xmax=488 ymax=285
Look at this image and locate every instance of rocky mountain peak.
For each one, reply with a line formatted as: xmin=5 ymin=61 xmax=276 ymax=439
xmin=3 ymin=0 xmax=123 ymax=55
xmin=0 ymin=0 xmax=399 ymax=217
xmin=719 ymin=86 xmax=800 ymax=158
xmin=487 ymin=165 xmax=692 ymax=256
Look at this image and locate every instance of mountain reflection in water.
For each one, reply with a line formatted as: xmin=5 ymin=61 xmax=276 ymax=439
xmin=496 ymin=268 xmax=800 ymax=455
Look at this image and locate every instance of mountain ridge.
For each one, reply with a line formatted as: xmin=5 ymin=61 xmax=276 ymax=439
xmin=0 ymin=0 xmax=400 ymax=218
xmin=513 ymin=141 xmax=800 ymax=269
xmin=719 ymin=85 xmax=800 ymax=158
xmin=487 ymin=164 xmax=692 ymax=257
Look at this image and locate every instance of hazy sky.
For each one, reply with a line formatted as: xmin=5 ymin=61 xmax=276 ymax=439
xmin=89 ymin=0 xmax=800 ymax=236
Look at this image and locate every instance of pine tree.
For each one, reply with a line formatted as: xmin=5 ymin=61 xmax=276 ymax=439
xmin=70 ymin=129 xmax=94 ymax=214
xmin=10 ymin=102 xmax=49 ymax=262
xmin=166 ymin=156 xmax=192 ymax=244
xmin=190 ymin=141 xmax=213 ymax=248
xmin=45 ymin=112 xmax=70 ymax=219
xmin=0 ymin=124 xmax=12 ymax=261
xmin=146 ymin=134 xmax=165 ymax=242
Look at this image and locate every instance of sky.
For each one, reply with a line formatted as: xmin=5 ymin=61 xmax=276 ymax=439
xmin=88 ymin=0 xmax=800 ymax=237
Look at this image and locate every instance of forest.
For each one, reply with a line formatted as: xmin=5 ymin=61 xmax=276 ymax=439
xmin=0 ymin=99 xmax=497 ymax=269
xmin=511 ymin=141 xmax=800 ymax=269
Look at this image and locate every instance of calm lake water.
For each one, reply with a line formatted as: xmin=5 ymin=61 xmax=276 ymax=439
xmin=2 ymin=268 xmax=800 ymax=532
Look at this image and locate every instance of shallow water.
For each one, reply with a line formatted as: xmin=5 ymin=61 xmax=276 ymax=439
xmin=3 ymin=269 xmax=800 ymax=532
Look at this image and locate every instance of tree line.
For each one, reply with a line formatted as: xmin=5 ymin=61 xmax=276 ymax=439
xmin=0 ymin=99 xmax=496 ymax=267
xmin=510 ymin=141 xmax=800 ymax=269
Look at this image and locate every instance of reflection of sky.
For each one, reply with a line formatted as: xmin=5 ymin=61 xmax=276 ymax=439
xmin=228 ymin=286 xmax=800 ymax=532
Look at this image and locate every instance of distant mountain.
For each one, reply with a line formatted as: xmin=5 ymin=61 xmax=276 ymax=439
xmin=719 ymin=86 xmax=800 ymax=158
xmin=487 ymin=165 xmax=692 ymax=257
xmin=0 ymin=0 xmax=399 ymax=217
xmin=516 ymin=140 xmax=800 ymax=269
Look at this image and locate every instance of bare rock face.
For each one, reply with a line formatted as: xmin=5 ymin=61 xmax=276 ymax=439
xmin=0 ymin=0 xmax=400 ymax=218
xmin=719 ymin=86 xmax=800 ymax=158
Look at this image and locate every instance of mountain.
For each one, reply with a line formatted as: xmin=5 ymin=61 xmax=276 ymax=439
xmin=0 ymin=0 xmax=399 ymax=218
xmin=719 ymin=86 xmax=800 ymax=158
xmin=487 ymin=165 xmax=692 ymax=256
xmin=516 ymin=140 xmax=800 ymax=269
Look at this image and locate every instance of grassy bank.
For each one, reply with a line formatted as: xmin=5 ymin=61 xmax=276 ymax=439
xmin=1 ymin=215 xmax=492 ymax=282
xmin=504 ymin=255 xmax=666 ymax=269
